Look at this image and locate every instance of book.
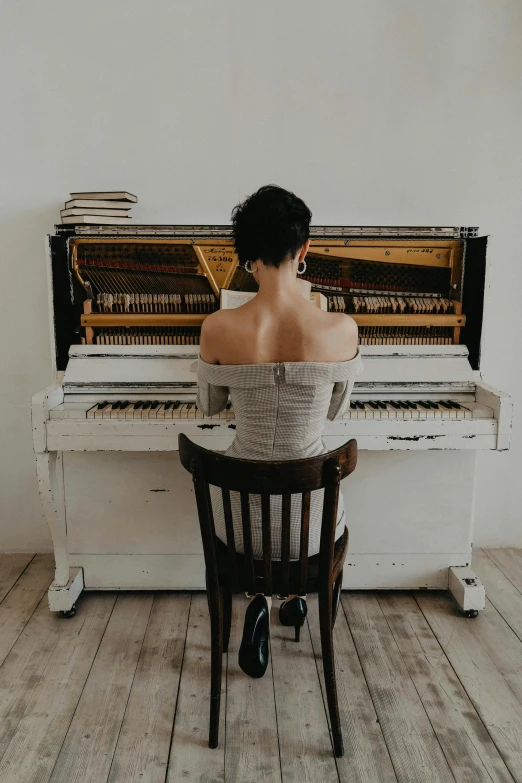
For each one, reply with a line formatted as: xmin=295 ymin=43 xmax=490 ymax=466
xmin=69 ymin=191 xmax=137 ymax=202
xmin=220 ymin=287 xmax=327 ymax=310
xmin=61 ymin=215 xmax=132 ymax=225
xmin=61 ymin=207 xmax=130 ymax=218
xmin=65 ymin=199 xmax=133 ymax=210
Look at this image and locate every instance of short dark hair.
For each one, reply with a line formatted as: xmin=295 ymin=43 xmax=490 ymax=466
xmin=231 ymin=185 xmax=312 ymax=268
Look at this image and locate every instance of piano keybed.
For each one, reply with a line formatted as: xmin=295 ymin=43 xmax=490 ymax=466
xmin=62 ymin=398 xmax=491 ymax=422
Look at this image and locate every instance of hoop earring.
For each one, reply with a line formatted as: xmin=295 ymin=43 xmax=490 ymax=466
xmin=244 ymin=260 xmax=253 ymax=274
xmin=297 ymin=260 xmax=307 ymax=275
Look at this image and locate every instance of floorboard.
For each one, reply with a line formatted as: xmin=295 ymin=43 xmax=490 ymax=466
xmin=108 ymin=593 xmax=191 ymax=783
xmin=0 ymin=552 xmax=521 ymax=782
xmin=0 ymin=554 xmax=34 ymax=604
xmin=225 ymin=596 xmax=282 ymax=783
xmin=0 ymin=555 xmax=55 ymax=666
xmin=0 ymin=593 xmax=115 ymax=783
xmin=270 ymin=601 xmax=339 ymax=783
xmin=417 ymin=591 xmax=522 ymax=782
xmin=307 ymin=595 xmax=397 ymax=783
xmin=379 ymin=591 xmax=515 ymax=783
xmin=473 ymin=549 xmax=522 ymax=644
xmin=168 ymin=594 xmax=225 ymax=783
xmin=48 ymin=594 xmax=153 ymax=783
xmin=342 ymin=593 xmax=455 ymax=783
xmin=483 ymin=549 xmax=522 ymax=593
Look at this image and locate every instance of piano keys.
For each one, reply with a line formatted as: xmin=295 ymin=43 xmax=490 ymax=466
xmin=72 ymin=398 xmax=482 ymax=421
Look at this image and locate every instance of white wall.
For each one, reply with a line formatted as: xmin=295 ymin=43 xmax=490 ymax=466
xmin=1 ymin=0 xmax=521 ymax=551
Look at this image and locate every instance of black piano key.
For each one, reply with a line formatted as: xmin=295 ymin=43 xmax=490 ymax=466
xmin=173 ymin=401 xmax=181 ymax=409
xmin=355 ymin=401 xmax=365 ymax=409
xmin=418 ymin=401 xmax=431 ymax=409
xmin=369 ymin=401 xmax=380 ymax=409
xmin=406 ymin=401 xmax=417 ymax=408
xmin=388 ymin=401 xmax=401 ymax=409
xmin=120 ymin=401 xmax=130 ymax=408
xmin=429 ymin=401 xmax=439 ymax=409
xmin=164 ymin=402 xmax=173 ymax=410
xmin=448 ymin=400 xmax=461 ymax=408
xmin=133 ymin=401 xmax=143 ymax=410
xmin=111 ymin=402 xmax=122 ymax=409
xmin=350 ymin=402 xmax=357 ymax=409
xmin=142 ymin=401 xmax=152 ymax=410
xmin=97 ymin=401 xmax=110 ymax=410
xmin=226 ymin=402 xmax=232 ymax=410
xmin=439 ymin=401 xmax=453 ymax=409
xmin=150 ymin=402 xmax=160 ymax=409
xmin=377 ymin=401 xmax=387 ymax=409
xmin=398 ymin=401 xmax=410 ymax=409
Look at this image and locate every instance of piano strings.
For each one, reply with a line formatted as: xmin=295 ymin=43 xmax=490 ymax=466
xmin=73 ymin=235 xmax=465 ymax=347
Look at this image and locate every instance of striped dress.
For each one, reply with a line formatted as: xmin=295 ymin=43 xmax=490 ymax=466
xmin=196 ymin=350 xmax=363 ymax=559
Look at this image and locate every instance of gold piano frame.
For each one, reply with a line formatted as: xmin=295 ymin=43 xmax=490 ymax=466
xmin=72 ymin=236 xmax=465 ymax=345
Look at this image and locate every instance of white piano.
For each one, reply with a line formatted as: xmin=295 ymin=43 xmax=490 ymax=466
xmin=32 ymin=224 xmax=512 ymax=617
xmin=33 ymin=342 xmax=511 ymax=616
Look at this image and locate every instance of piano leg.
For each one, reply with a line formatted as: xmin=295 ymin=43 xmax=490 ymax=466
xmin=448 ymin=566 xmax=485 ymax=617
xmin=35 ymin=451 xmax=84 ymax=614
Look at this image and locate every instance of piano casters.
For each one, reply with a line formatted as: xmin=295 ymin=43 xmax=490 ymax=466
xmin=35 ymin=452 xmax=84 ymax=616
xmin=448 ymin=566 xmax=485 ymax=617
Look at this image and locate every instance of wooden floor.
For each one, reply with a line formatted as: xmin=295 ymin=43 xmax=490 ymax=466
xmin=0 ymin=551 xmax=522 ymax=782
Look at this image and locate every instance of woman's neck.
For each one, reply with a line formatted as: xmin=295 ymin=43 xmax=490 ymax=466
xmin=254 ymin=261 xmax=301 ymax=304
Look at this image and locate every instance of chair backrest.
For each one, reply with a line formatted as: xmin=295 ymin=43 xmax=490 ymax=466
xmin=178 ymin=434 xmax=357 ymax=596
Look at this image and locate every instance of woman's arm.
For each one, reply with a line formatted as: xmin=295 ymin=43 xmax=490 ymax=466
xmin=197 ymin=313 xmax=229 ymax=416
xmin=327 ymin=318 xmax=362 ymax=420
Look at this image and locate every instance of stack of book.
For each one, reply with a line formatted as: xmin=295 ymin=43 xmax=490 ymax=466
xmin=60 ymin=191 xmax=137 ymax=225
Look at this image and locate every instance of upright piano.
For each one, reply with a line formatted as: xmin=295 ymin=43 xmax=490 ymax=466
xmin=32 ymin=224 xmax=512 ymax=616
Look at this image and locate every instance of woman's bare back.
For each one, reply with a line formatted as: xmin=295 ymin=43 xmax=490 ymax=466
xmin=201 ymin=292 xmax=358 ymax=365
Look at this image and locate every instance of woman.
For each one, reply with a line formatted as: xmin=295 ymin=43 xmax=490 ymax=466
xmin=197 ymin=185 xmax=362 ymax=678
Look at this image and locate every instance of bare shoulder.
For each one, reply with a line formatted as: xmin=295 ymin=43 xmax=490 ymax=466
xmin=314 ymin=311 xmax=359 ymax=361
xmin=327 ymin=311 xmax=358 ymax=337
xmin=200 ymin=310 xmax=231 ymax=362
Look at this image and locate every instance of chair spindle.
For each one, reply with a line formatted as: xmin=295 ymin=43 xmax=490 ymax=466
xmin=221 ymin=488 xmax=238 ymax=591
xmin=280 ymin=493 xmax=292 ymax=597
xmin=298 ymin=491 xmax=311 ymax=596
xmin=240 ymin=491 xmax=256 ymax=595
xmin=261 ymin=493 xmax=272 ymax=596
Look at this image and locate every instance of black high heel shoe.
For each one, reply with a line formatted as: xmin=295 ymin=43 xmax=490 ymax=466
xmin=279 ymin=596 xmax=307 ymax=641
xmin=238 ymin=594 xmax=270 ymax=678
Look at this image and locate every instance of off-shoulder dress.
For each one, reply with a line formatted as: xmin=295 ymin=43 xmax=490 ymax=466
xmin=196 ymin=350 xmax=363 ymax=559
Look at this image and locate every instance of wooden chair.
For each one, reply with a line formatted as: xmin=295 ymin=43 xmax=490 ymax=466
xmin=178 ymin=434 xmax=357 ymax=757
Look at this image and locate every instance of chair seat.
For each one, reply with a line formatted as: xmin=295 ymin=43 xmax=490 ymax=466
xmin=215 ymin=527 xmax=349 ymax=595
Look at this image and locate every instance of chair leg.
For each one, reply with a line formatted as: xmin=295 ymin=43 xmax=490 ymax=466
xmin=319 ymin=586 xmax=344 ymax=757
xmin=208 ymin=585 xmax=223 ymax=748
xmin=205 ymin=569 xmax=210 ymax=613
xmin=332 ymin=569 xmax=343 ymax=628
xmin=221 ymin=583 xmax=232 ymax=654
